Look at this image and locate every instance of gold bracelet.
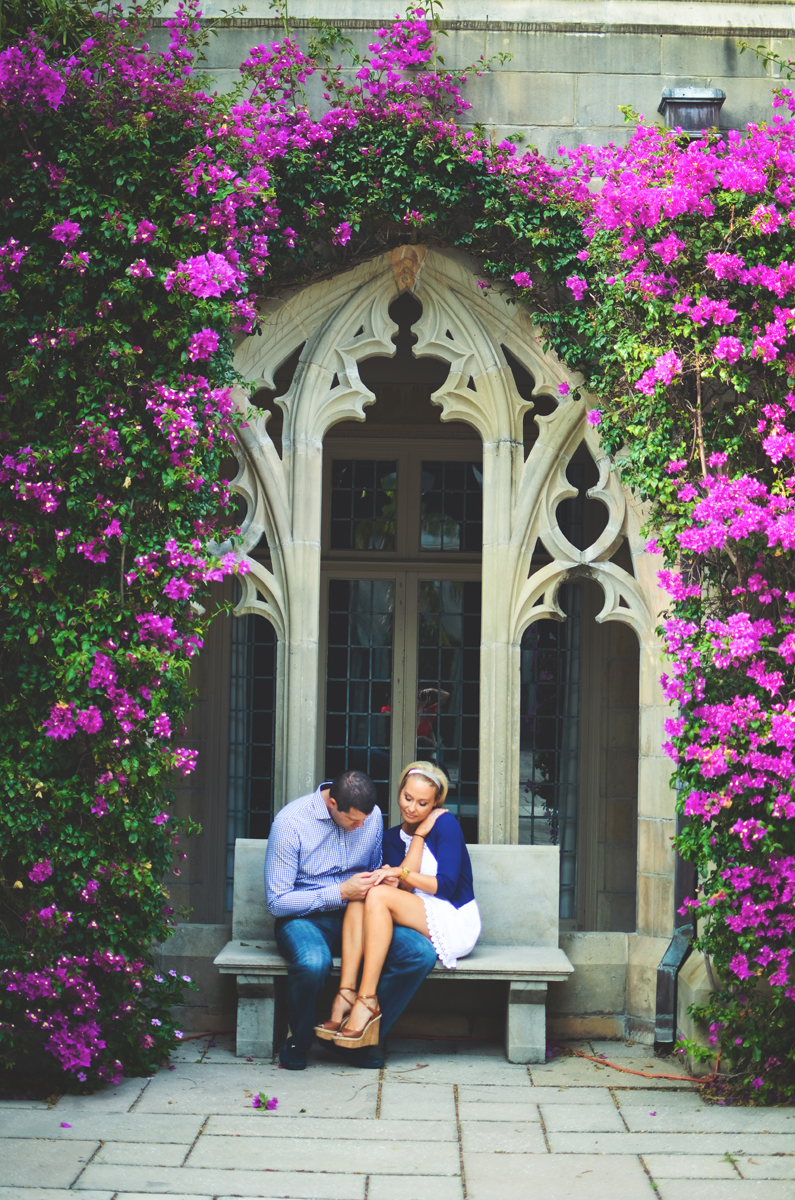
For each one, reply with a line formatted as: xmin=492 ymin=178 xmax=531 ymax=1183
xmin=400 ymin=866 xmax=410 ymax=882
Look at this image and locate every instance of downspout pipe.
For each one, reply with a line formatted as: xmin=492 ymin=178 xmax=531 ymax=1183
xmin=654 ymin=808 xmax=697 ymax=1049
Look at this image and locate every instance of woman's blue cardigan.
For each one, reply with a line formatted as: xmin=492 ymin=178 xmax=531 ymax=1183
xmin=382 ymin=812 xmax=476 ymax=909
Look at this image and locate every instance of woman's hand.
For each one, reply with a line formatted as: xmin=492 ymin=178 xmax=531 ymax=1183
xmin=370 ymin=866 xmax=401 ymax=887
xmin=414 ymin=807 xmax=448 ymax=839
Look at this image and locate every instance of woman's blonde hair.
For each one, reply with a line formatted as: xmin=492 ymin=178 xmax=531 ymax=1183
xmin=397 ymin=760 xmax=449 ymax=807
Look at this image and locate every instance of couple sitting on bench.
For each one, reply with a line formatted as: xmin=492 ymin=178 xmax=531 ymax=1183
xmin=264 ymin=761 xmax=482 ymax=1070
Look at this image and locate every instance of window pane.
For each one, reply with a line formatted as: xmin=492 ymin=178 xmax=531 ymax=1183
xmin=330 ymin=460 xmax=397 ymax=551
xmin=519 ymin=584 xmax=581 ymax=919
xmin=227 ymin=614 xmax=277 ymax=910
xmin=416 ymin=580 xmax=481 ymax=842
xmin=420 ymin=461 xmax=482 ymax=552
xmin=324 ymin=579 xmax=394 ymax=812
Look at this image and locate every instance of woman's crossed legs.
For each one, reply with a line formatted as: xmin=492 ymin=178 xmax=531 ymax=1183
xmin=328 ymin=886 xmax=430 ymax=1034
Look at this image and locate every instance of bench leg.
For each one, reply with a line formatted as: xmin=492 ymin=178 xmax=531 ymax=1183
xmin=236 ymin=974 xmax=276 ymax=1058
xmin=505 ymin=981 xmax=547 ymax=1063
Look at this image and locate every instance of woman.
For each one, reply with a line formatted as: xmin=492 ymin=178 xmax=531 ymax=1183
xmin=315 ymin=760 xmax=481 ymax=1048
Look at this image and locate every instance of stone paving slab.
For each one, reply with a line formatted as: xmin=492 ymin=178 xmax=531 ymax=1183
xmin=383 ymin=1051 xmax=530 ymax=1085
xmin=76 ymin=1166 xmax=366 ymax=1199
xmin=614 ymin=1088 xmax=704 ymax=1108
xmin=737 ymin=1155 xmax=795 ymax=1178
xmin=458 ymin=1101 xmax=543 ymax=1122
xmin=377 ymin=1081 xmax=457 ymax=1121
xmin=528 ymin=1056 xmax=695 ymax=1088
xmin=459 ymin=1119 xmax=548 ymax=1154
xmin=457 ymin=1083 xmax=613 ymax=1105
xmin=464 ymin=1151 xmax=652 ymax=1200
xmin=0 ymin=1192 xmax=113 ymax=1200
xmin=185 ymin=1133 xmax=462 ymax=1176
xmin=622 ymin=1105 xmax=795 ymax=1133
xmin=0 ymin=1141 xmax=98 ymax=1189
xmin=548 ymin=1132 xmax=795 ymax=1155
xmin=117 ymin=1194 xmax=211 ymax=1200
xmin=204 ymin=1115 xmax=458 ymax=1140
xmin=136 ymin=1064 xmax=378 ymax=1118
xmin=54 ymin=1077 xmax=150 ymax=1114
xmin=96 ymin=1144 xmax=190 ymax=1167
xmin=0 ymin=1113 xmax=204 ymax=1142
xmin=367 ymin=1177 xmax=464 ymax=1200
xmin=540 ymin=1103 xmax=626 ymax=1132
xmin=657 ymin=1182 xmax=795 ymax=1200
xmin=642 ymin=1153 xmax=740 ymax=1178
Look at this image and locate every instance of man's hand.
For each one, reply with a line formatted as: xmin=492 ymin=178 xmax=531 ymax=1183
xmin=370 ymin=866 xmax=402 ymax=888
xmin=340 ymin=872 xmax=377 ymax=902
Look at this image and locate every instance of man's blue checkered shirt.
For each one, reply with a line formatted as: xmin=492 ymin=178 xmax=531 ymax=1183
xmin=264 ymin=784 xmax=382 ymax=918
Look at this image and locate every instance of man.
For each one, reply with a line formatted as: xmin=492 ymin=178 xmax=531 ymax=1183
xmin=265 ymin=769 xmax=437 ymax=1070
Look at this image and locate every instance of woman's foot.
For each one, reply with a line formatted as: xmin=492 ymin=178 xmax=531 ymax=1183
xmin=333 ymin=994 xmax=381 ymax=1048
xmin=314 ymin=986 xmax=358 ymax=1040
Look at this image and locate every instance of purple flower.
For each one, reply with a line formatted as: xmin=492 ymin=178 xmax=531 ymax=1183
xmin=43 ymin=701 xmax=77 ymax=740
xmin=75 ymin=706 xmax=103 ymax=734
xmin=60 ymin=1122 xmax=72 ymax=1128
xmin=153 ymin=713 xmax=172 ymax=740
xmin=587 ymin=410 xmax=602 ymax=426
xmin=50 ymin=219 xmax=81 ymax=246
xmin=558 ymin=381 xmax=570 ymax=396
xmin=132 ymin=219 xmax=158 ymax=244
xmin=511 ymin=271 xmax=533 ymax=288
xmin=175 ymin=1030 xmax=184 ymax=1039
xmin=266 ymin=1096 xmax=278 ymax=1110
xmin=165 ymin=250 xmax=241 ymax=299
xmin=713 ymin=336 xmax=744 ymax=365
xmin=332 ymin=221 xmax=352 ymax=246
xmin=151 ymin=1018 xmax=162 ymax=1026
xmin=751 ymin=1078 xmax=764 ymax=1089
xmin=252 ymin=1093 xmax=262 ymax=1109
xmin=565 ymin=274 xmax=588 ymax=301
xmin=152 ymin=812 xmax=170 ymax=826
xmin=127 ymin=259 xmax=154 ymax=279
xmin=187 ymin=328 xmax=219 ymax=361
xmin=28 ymin=859 xmax=53 ymax=883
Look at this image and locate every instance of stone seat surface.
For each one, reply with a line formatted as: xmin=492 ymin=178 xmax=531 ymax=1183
xmin=215 ymin=938 xmax=573 ymax=981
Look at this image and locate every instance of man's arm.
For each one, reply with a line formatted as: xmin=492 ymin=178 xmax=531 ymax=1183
xmin=264 ymin=818 xmax=346 ymax=917
xmin=367 ymin=814 xmax=383 ymax=872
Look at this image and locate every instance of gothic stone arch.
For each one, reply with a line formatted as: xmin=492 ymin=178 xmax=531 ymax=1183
xmin=226 ymin=247 xmax=676 ymax=994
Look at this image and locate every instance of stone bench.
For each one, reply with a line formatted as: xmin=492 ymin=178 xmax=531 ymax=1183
xmin=214 ymin=839 xmax=574 ymax=1063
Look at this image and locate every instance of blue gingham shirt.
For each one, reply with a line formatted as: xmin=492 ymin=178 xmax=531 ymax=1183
xmin=264 ymin=784 xmax=383 ymax=918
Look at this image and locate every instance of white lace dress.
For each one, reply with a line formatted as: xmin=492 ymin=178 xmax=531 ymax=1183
xmin=399 ymin=829 xmax=482 ymax=969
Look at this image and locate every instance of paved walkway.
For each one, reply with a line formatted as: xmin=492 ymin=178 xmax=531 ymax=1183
xmin=2 ymin=1036 xmax=794 ymax=1200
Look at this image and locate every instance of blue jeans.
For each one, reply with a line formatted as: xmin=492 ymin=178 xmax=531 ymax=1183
xmin=274 ymin=910 xmax=437 ymax=1050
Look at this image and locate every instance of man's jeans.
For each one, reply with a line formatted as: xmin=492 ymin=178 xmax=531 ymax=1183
xmin=275 ymin=910 xmax=438 ymax=1050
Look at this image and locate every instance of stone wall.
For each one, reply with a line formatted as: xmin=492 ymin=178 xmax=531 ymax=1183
xmin=153 ymin=0 xmax=795 ymax=158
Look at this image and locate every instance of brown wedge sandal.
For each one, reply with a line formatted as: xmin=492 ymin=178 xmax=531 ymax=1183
xmin=332 ymin=994 xmax=381 ymax=1048
xmin=314 ymin=986 xmax=359 ymax=1041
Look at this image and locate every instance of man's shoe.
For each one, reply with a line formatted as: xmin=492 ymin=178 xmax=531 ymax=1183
xmin=279 ymin=1038 xmax=307 ymax=1070
xmin=322 ymin=1039 xmax=384 ymax=1069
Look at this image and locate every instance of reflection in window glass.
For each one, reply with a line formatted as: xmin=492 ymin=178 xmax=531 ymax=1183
xmin=330 ymin=460 xmax=397 ymax=551
xmin=416 ymin=580 xmax=481 ymax=843
xmin=518 ymin=585 xmax=581 ymax=919
xmin=227 ymin=614 xmax=277 ymax=909
xmin=420 ymin=461 xmax=482 ymax=552
xmin=325 ymin=579 xmax=394 ymax=812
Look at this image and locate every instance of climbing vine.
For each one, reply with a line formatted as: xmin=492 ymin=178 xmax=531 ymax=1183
xmin=2 ymin=0 xmax=795 ymax=1099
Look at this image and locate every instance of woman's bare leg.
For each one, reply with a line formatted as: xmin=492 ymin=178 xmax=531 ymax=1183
xmin=345 ymin=888 xmax=429 ymax=1031
xmin=326 ymin=900 xmax=364 ymax=1025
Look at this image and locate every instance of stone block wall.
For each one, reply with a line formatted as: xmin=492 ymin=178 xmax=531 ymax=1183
xmin=153 ymin=0 xmax=795 ymax=159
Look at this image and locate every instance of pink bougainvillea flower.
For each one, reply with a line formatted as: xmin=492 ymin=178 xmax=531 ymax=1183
xmin=60 ymin=1122 xmax=72 ymax=1129
xmin=28 ymin=859 xmax=53 ymax=883
xmin=587 ymin=410 xmax=602 ymax=426
xmin=50 ymin=219 xmax=81 ymax=246
xmin=331 ymin=221 xmax=352 ymax=246
xmin=152 ymin=812 xmax=170 ymax=826
xmin=713 ymin=336 xmax=745 ymax=364
xmin=43 ymin=701 xmax=77 ymax=740
xmin=511 ymin=271 xmax=533 ymax=287
xmin=188 ymin=328 xmax=219 ymax=360
xmin=132 ymin=219 xmax=157 ymax=243
xmin=153 ymin=712 xmax=172 ymax=739
xmin=565 ymin=274 xmax=588 ymax=301
xmin=557 ymin=381 xmax=570 ymax=396
xmin=127 ymin=258 xmax=154 ymax=279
